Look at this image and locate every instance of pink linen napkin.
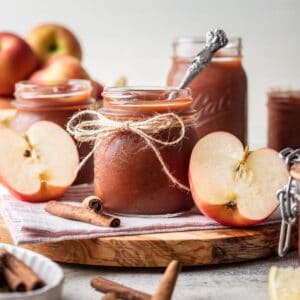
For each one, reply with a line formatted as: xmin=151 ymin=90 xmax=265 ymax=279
xmin=0 ymin=184 xmax=282 ymax=245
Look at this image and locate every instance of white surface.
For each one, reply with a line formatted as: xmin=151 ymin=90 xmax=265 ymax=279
xmin=61 ymin=251 xmax=298 ymax=300
xmin=0 ymin=243 xmax=63 ymax=300
xmin=1 ymin=0 xmax=299 ymax=147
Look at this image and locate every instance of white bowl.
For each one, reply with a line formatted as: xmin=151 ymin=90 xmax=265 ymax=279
xmin=0 ymin=243 xmax=63 ymax=300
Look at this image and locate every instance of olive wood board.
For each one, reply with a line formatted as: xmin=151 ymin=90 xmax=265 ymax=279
xmin=0 ymin=217 xmax=297 ymax=267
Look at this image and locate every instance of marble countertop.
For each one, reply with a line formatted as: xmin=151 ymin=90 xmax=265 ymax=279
xmin=61 ymin=251 xmax=298 ymax=300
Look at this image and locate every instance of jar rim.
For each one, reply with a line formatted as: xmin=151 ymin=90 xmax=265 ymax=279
xmin=15 ymin=79 xmax=92 ymax=97
xmin=172 ymin=37 xmax=242 ymax=58
xmin=102 ymin=86 xmax=193 ymax=115
xmin=172 ymin=37 xmax=241 ymax=48
xmin=103 ymin=86 xmax=191 ymax=98
xmin=268 ymin=88 xmax=300 ymax=98
xmin=14 ymin=79 xmax=94 ymax=110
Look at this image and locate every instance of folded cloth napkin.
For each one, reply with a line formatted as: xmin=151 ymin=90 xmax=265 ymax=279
xmin=0 ymin=184 xmax=282 ymax=245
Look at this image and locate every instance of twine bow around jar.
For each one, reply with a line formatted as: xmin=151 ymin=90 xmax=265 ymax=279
xmin=67 ymin=110 xmax=195 ymax=192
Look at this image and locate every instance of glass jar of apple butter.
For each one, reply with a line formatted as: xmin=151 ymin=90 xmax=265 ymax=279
xmin=92 ymin=87 xmax=197 ymax=216
xmin=12 ymin=80 xmax=95 ymax=184
xmin=167 ymin=37 xmax=247 ymax=144
xmin=267 ymin=89 xmax=300 ymax=151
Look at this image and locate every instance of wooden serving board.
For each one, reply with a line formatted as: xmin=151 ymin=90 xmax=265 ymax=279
xmin=0 ymin=218 xmax=297 ymax=267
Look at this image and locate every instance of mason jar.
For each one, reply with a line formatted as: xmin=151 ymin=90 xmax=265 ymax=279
xmin=12 ymin=80 xmax=95 ymax=184
xmin=93 ymin=87 xmax=198 ymax=216
xmin=167 ymin=37 xmax=247 ymax=144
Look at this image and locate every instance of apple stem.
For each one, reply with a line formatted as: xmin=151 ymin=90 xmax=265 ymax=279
xmin=226 ymin=201 xmax=237 ymax=210
xmin=234 ymin=146 xmax=250 ymax=181
xmin=240 ymin=146 xmax=249 ymax=165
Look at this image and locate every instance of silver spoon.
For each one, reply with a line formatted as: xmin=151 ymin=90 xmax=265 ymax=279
xmin=169 ymin=29 xmax=228 ymax=99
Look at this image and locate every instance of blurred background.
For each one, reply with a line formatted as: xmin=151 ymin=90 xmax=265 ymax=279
xmin=2 ymin=0 xmax=299 ymax=147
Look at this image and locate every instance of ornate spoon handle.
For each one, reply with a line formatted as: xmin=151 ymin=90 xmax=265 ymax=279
xmin=169 ymin=29 xmax=228 ymax=99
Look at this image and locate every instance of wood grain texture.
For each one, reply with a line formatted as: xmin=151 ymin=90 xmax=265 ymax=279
xmin=0 ymin=218 xmax=297 ymax=267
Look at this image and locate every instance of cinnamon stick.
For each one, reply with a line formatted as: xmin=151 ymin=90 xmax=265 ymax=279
xmin=0 ymin=250 xmax=24 ymax=292
xmin=0 ymin=261 xmax=9 ymax=292
xmin=82 ymin=196 xmax=103 ymax=213
xmin=0 ymin=249 xmax=44 ymax=291
xmin=3 ymin=268 xmax=25 ymax=292
xmin=151 ymin=260 xmax=181 ymax=300
xmin=101 ymin=292 xmax=117 ymax=300
xmin=45 ymin=201 xmax=120 ymax=227
xmin=0 ymin=260 xmax=5 ymax=283
xmin=91 ymin=276 xmax=151 ymax=300
xmin=0 ymin=286 xmax=9 ymax=293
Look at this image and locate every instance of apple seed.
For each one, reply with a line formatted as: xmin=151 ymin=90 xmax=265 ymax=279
xmin=23 ymin=149 xmax=31 ymax=157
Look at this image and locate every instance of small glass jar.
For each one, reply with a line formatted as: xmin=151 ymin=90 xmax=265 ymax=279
xmin=167 ymin=37 xmax=247 ymax=144
xmin=12 ymin=80 xmax=95 ymax=184
xmin=268 ymin=89 xmax=300 ymax=151
xmin=94 ymin=87 xmax=198 ymax=216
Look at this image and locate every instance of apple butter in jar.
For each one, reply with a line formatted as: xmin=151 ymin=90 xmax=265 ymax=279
xmin=91 ymin=87 xmax=197 ymax=216
xmin=167 ymin=37 xmax=247 ymax=144
xmin=268 ymin=89 xmax=300 ymax=151
xmin=12 ymin=79 xmax=95 ymax=184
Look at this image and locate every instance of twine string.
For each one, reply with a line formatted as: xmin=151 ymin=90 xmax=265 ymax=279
xmin=67 ymin=110 xmax=192 ymax=192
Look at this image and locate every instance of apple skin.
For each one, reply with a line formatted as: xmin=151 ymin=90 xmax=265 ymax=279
xmin=0 ymin=178 xmax=71 ymax=203
xmin=92 ymin=80 xmax=104 ymax=100
xmin=29 ymin=55 xmax=103 ymax=99
xmin=0 ymin=97 xmax=14 ymax=109
xmin=26 ymin=23 xmax=82 ymax=64
xmin=29 ymin=55 xmax=89 ymax=84
xmin=0 ymin=33 xmax=37 ymax=96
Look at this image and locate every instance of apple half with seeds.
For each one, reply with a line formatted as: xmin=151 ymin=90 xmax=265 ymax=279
xmin=0 ymin=121 xmax=79 ymax=202
xmin=189 ymin=132 xmax=288 ymax=226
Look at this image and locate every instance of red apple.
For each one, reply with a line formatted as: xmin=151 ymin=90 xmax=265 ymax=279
xmin=26 ymin=23 xmax=82 ymax=64
xmin=0 ymin=97 xmax=14 ymax=109
xmin=92 ymin=80 xmax=104 ymax=100
xmin=0 ymin=33 xmax=37 ymax=96
xmin=29 ymin=55 xmax=103 ymax=99
xmin=189 ymin=132 xmax=288 ymax=227
xmin=0 ymin=121 xmax=79 ymax=202
xmin=29 ymin=55 xmax=89 ymax=84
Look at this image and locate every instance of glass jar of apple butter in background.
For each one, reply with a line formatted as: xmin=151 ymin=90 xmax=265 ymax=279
xmin=12 ymin=79 xmax=95 ymax=184
xmin=93 ymin=87 xmax=198 ymax=216
xmin=167 ymin=37 xmax=247 ymax=144
xmin=268 ymin=89 xmax=300 ymax=151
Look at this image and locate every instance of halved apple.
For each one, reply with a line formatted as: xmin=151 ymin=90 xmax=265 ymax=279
xmin=189 ymin=132 xmax=288 ymax=226
xmin=0 ymin=121 xmax=79 ymax=202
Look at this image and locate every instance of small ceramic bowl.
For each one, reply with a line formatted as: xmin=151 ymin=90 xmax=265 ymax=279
xmin=0 ymin=243 xmax=63 ymax=300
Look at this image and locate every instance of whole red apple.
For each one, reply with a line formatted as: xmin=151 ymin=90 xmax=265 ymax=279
xmin=29 ymin=55 xmax=89 ymax=84
xmin=0 ymin=33 xmax=37 ymax=96
xmin=29 ymin=55 xmax=103 ymax=100
xmin=26 ymin=23 xmax=82 ymax=64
